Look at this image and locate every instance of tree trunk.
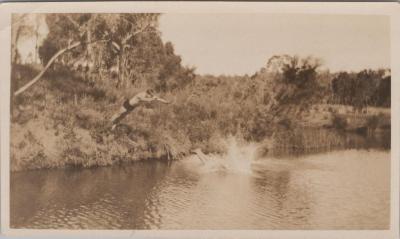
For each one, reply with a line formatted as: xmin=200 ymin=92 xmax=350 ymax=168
xmin=34 ymin=15 xmax=40 ymax=64
xmin=11 ymin=14 xmax=27 ymax=65
xmin=85 ymin=26 xmax=93 ymax=82
xmin=11 ymin=27 xmax=22 ymax=64
xmin=116 ymin=49 xmax=123 ymax=88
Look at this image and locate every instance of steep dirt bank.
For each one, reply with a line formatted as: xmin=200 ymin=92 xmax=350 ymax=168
xmin=10 ymin=68 xmax=191 ymax=171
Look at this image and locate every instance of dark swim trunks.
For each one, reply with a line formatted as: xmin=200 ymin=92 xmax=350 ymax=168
xmin=123 ymin=99 xmax=136 ymax=111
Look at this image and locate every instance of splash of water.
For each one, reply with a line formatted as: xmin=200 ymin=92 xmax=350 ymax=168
xmin=186 ymin=136 xmax=260 ymax=175
xmin=222 ymin=136 xmax=259 ymax=174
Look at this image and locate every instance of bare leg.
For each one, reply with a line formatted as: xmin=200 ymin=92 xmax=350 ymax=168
xmin=196 ymin=155 xmax=205 ymax=165
xmin=110 ymin=107 xmax=130 ymax=130
xmin=192 ymin=148 xmax=208 ymax=164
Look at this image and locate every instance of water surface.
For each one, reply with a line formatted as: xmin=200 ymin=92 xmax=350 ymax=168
xmin=11 ymin=148 xmax=390 ymax=229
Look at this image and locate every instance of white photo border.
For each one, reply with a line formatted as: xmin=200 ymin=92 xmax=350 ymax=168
xmin=0 ymin=2 xmax=399 ymax=238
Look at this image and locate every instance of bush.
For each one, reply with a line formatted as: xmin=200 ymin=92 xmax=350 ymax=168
xmin=366 ymin=115 xmax=380 ymax=130
xmin=331 ymin=114 xmax=347 ymax=130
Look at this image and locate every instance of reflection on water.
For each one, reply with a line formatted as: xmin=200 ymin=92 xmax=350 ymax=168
xmin=269 ymin=128 xmax=391 ymax=157
xmin=11 ymin=148 xmax=390 ymax=229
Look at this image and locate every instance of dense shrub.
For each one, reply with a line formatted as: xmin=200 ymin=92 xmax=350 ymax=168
xmin=332 ymin=114 xmax=348 ymax=130
xmin=366 ymin=115 xmax=380 ymax=130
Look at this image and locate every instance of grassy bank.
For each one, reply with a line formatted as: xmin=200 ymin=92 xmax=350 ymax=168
xmin=300 ymin=104 xmax=390 ymax=133
xmin=11 ymin=65 xmax=391 ymax=171
xmin=11 ymin=66 xmax=205 ymax=171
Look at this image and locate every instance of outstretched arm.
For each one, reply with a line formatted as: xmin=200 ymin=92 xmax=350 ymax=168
xmin=110 ymin=90 xmax=169 ymax=130
xmin=154 ymin=96 xmax=170 ymax=104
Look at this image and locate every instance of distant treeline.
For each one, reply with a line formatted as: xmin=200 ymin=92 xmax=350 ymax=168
xmin=327 ymin=69 xmax=391 ymax=108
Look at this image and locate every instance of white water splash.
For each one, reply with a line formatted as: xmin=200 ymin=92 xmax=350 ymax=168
xmin=222 ymin=136 xmax=259 ymax=174
xmin=185 ymin=136 xmax=261 ymax=175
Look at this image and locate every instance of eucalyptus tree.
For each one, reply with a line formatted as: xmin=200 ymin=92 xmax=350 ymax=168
xmin=11 ymin=14 xmax=35 ymax=65
xmin=257 ymin=55 xmax=322 ymax=123
xmin=14 ymin=13 xmax=159 ymax=96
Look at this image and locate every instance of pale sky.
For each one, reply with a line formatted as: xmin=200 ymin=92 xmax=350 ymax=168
xmin=18 ymin=14 xmax=390 ymax=75
xmin=159 ymin=14 xmax=390 ymax=75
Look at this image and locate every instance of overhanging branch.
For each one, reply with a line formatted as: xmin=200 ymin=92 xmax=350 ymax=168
xmin=14 ymin=41 xmax=81 ymax=96
xmin=122 ymin=24 xmax=152 ymax=45
xmin=14 ymin=38 xmax=109 ymax=97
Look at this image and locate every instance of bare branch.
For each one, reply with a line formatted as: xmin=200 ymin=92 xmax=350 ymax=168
xmin=14 ymin=38 xmax=110 ymax=96
xmin=111 ymin=41 xmax=121 ymax=51
xmin=14 ymin=41 xmax=81 ymax=96
xmin=122 ymin=23 xmax=153 ymax=45
xmin=64 ymin=15 xmax=81 ymax=30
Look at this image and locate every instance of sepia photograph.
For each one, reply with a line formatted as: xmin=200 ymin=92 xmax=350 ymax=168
xmin=0 ymin=2 xmax=399 ymax=238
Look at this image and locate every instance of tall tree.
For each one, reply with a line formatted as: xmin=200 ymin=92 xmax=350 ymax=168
xmin=259 ymin=55 xmax=322 ymax=120
xmin=15 ymin=13 xmax=158 ymax=96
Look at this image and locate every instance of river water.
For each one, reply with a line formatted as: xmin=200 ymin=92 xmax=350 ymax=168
xmin=11 ymin=136 xmax=390 ymax=229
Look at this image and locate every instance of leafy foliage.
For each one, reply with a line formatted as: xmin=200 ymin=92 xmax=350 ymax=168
xmin=330 ymin=69 xmax=390 ymax=108
xmin=10 ymin=13 xmax=391 ymax=171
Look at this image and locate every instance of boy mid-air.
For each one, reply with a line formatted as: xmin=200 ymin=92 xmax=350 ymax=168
xmin=110 ymin=89 xmax=169 ymax=130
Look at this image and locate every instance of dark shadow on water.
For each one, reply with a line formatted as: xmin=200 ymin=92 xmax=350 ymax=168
xmin=267 ymin=128 xmax=390 ymax=158
xmin=11 ymin=161 xmax=171 ymax=229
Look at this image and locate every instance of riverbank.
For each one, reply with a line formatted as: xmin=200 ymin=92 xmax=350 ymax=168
xmin=300 ymin=104 xmax=390 ymax=133
xmin=10 ymin=112 xmax=390 ymax=172
xmin=11 ymin=103 xmax=390 ymax=172
xmin=10 ymin=66 xmax=391 ymax=172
